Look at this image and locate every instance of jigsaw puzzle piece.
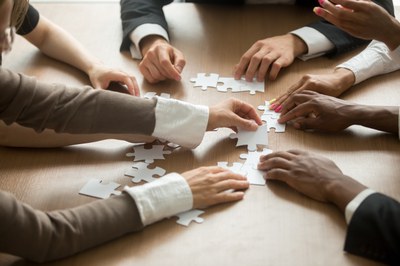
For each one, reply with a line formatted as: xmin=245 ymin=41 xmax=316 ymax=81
xmin=238 ymin=78 xmax=265 ymax=95
xmin=258 ymin=100 xmax=280 ymax=118
xmin=125 ymin=162 xmax=166 ymax=183
xmin=190 ymin=73 xmax=219 ymax=91
xmin=216 ymin=77 xmax=245 ymax=93
xmin=175 ymin=209 xmax=205 ymax=227
xmin=217 ymin=162 xmax=246 ymax=176
xmin=126 ymin=144 xmax=171 ymax=163
xmin=229 ymin=124 xmax=269 ymax=151
xmin=79 ymin=179 xmax=121 ymax=199
xmin=261 ymin=114 xmax=286 ymax=133
xmin=143 ymin=92 xmax=171 ymax=99
xmin=239 ymin=148 xmax=273 ymax=170
xmin=245 ymin=166 xmax=267 ymax=186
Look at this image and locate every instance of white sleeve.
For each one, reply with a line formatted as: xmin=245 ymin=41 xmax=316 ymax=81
xmin=337 ymin=41 xmax=400 ymax=85
xmin=152 ymin=97 xmax=209 ymax=149
xmin=290 ymin=26 xmax=335 ymax=61
xmin=129 ymin=24 xmax=170 ymax=59
xmin=344 ymin=188 xmax=376 ymax=224
xmin=123 ymin=173 xmax=193 ymax=226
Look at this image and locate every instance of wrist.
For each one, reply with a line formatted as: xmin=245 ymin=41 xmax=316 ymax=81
xmin=382 ymin=18 xmax=400 ymax=50
xmin=289 ymin=33 xmax=308 ymax=56
xmin=332 ymin=68 xmax=355 ymax=95
xmin=325 ymin=175 xmax=367 ymax=213
xmin=139 ymin=35 xmax=168 ymax=55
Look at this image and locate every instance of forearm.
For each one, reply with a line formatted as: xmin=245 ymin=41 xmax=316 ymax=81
xmin=382 ymin=17 xmax=400 ymax=50
xmin=0 ymin=122 xmax=155 ymax=148
xmin=26 ymin=16 xmax=101 ymax=76
xmin=0 ymin=191 xmax=143 ymax=263
xmin=347 ymin=105 xmax=398 ymax=134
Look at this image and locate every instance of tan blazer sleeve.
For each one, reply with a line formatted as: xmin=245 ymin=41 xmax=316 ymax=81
xmin=0 ymin=191 xmax=144 ymax=263
xmin=0 ymin=67 xmax=156 ymax=135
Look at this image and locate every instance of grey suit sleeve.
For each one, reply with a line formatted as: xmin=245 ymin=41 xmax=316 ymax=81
xmin=0 ymin=67 xmax=156 ymax=135
xmin=344 ymin=193 xmax=400 ymax=265
xmin=0 ymin=191 xmax=144 ymax=263
xmin=303 ymin=0 xmax=394 ymax=56
xmin=120 ymin=0 xmax=174 ymax=51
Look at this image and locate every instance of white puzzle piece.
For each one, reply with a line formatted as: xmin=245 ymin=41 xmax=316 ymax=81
xmin=217 ymin=77 xmax=264 ymax=95
xmin=229 ymin=124 xmax=269 ymax=151
xmin=143 ymin=92 xmax=171 ymax=99
xmin=261 ymin=114 xmax=286 ymax=133
xmin=125 ymin=162 xmax=166 ymax=183
xmin=217 ymin=162 xmax=246 ymax=176
xmin=175 ymin=209 xmax=205 ymax=227
xmin=258 ymin=100 xmax=280 ymax=118
xmin=126 ymin=145 xmax=171 ymax=164
xmin=240 ymin=148 xmax=273 ymax=186
xmin=79 ymin=178 xmax=121 ymax=199
xmin=190 ymin=73 xmax=219 ymax=91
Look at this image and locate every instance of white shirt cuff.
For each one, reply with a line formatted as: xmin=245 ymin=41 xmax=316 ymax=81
xmin=344 ymin=188 xmax=376 ymax=225
xmin=123 ymin=173 xmax=193 ymax=226
xmin=129 ymin=24 xmax=170 ymax=59
xmin=152 ymin=97 xmax=209 ymax=149
xmin=337 ymin=41 xmax=400 ymax=85
xmin=290 ymin=26 xmax=335 ymax=61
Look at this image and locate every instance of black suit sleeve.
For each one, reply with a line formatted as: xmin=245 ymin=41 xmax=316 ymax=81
xmin=344 ymin=193 xmax=400 ymax=265
xmin=304 ymin=0 xmax=394 ymax=56
xmin=120 ymin=0 xmax=173 ymax=51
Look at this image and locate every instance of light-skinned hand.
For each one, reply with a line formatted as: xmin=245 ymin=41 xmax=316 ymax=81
xmin=314 ymin=0 xmax=400 ymax=50
xmin=139 ymin=35 xmax=186 ymax=83
xmin=182 ymin=166 xmax=249 ymax=209
xmin=270 ymin=68 xmax=355 ymax=111
xmin=234 ymin=34 xmax=307 ymax=82
xmin=88 ymin=63 xmax=140 ymax=96
xmin=207 ymin=98 xmax=263 ymax=132
xmin=258 ymin=149 xmax=367 ymax=212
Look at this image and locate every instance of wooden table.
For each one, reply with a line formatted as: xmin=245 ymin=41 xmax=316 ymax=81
xmin=1 ymin=3 xmax=399 ymax=266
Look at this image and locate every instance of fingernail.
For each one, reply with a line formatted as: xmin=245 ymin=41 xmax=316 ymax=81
xmin=274 ymin=105 xmax=283 ymax=113
xmin=318 ymin=0 xmax=324 ymax=5
xmin=269 ymin=103 xmax=276 ymax=110
xmin=313 ymin=7 xmax=322 ymax=15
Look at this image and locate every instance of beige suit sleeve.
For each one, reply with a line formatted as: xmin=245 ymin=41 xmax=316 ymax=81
xmin=0 ymin=67 xmax=156 ymax=135
xmin=0 ymin=191 xmax=144 ymax=263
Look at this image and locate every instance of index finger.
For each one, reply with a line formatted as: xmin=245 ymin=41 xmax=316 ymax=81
xmin=235 ymin=100 xmax=263 ymax=125
xmin=159 ymin=49 xmax=182 ymax=81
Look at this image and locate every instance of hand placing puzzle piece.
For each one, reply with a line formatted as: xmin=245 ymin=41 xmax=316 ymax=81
xmin=124 ymin=162 xmax=166 ymax=183
xmin=126 ymin=144 xmax=171 ymax=164
xmin=229 ymin=124 xmax=269 ymax=151
xmin=175 ymin=209 xmax=205 ymax=227
xmin=79 ymin=178 xmax=121 ymax=199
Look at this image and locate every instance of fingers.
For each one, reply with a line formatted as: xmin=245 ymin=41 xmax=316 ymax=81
xmin=112 ymin=74 xmax=140 ymax=96
xmin=140 ymin=45 xmax=186 ymax=83
xmin=234 ymin=99 xmax=263 ymax=128
xmin=233 ymin=45 xmax=258 ymax=80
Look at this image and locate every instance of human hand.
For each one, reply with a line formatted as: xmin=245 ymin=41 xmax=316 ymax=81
xmin=88 ymin=64 xmax=140 ymax=96
xmin=270 ymin=68 xmax=355 ymax=111
xmin=314 ymin=0 xmax=400 ymax=50
xmin=207 ymin=98 xmax=263 ymax=132
xmin=258 ymin=149 xmax=367 ymax=212
xmin=234 ymin=34 xmax=307 ymax=82
xmin=182 ymin=166 xmax=249 ymax=209
xmin=139 ymin=35 xmax=186 ymax=83
xmin=278 ymin=90 xmax=355 ymax=132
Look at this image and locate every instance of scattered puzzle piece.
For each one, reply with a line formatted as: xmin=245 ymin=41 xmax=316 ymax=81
xmin=126 ymin=145 xmax=171 ymax=163
xmin=258 ymin=101 xmax=280 ymax=118
xmin=143 ymin=92 xmax=171 ymax=99
xmin=217 ymin=162 xmax=246 ymax=176
xmin=125 ymin=162 xmax=166 ymax=183
xmin=261 ymin=114 xmax=286 ymax=133
xmin=217 ymin=77 xmax=264 ymax=95
xmin=79 ymin=178 xmax=121 ymax=199
xmin=239 ymin=148 xmax=273 ymax=186
xmin=175 ymin=209 xmax=205 ymax=227
xmin=190 ymin=73 xmax=219 ymax=91
xmin=229 ymin=124 xmax=269 ymax=151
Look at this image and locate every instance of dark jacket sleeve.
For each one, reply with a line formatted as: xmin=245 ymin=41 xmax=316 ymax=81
xmin=304 ymin=0 xmax=394 ymax=56
xmin=344 ymin=193 xmax=400 ymax=265
xmin=120 ymin=0 xmax=174 ymax=51
xmin=0 ymin=191 xmax=144 ymax=263
xmin=16 ymin=4 xmax=40 ymax=35
xmin=0 ymin=67 xmax=156 ymax=135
